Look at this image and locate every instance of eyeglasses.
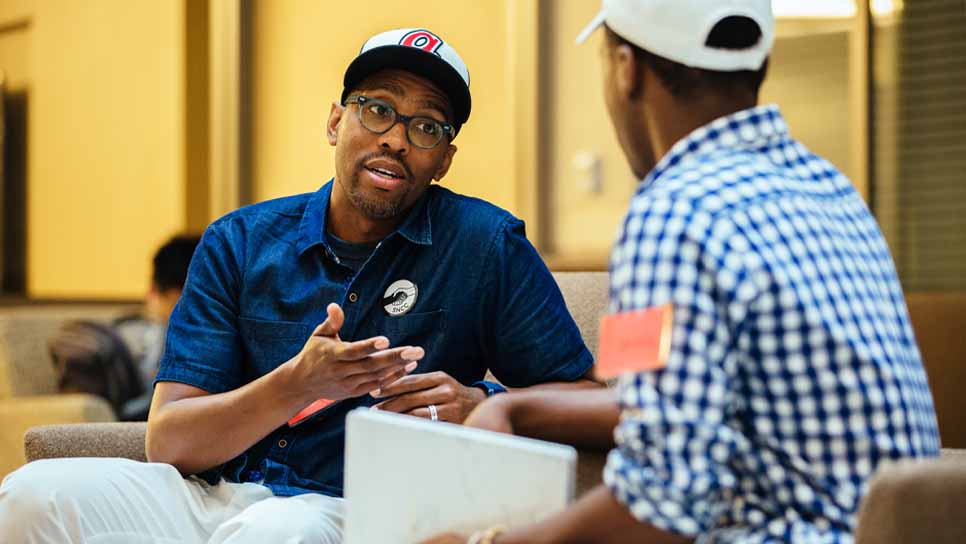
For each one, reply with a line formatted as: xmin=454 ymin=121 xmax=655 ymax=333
xmin=344 ymin=95 xmax=455 ymax=150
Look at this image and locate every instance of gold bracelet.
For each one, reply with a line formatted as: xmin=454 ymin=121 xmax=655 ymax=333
xmin=467 ymin=525 xmax=507 ymax=544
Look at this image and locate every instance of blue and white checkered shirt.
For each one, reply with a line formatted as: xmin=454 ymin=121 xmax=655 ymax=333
xmin=603 ymin=105 xmax=940 ymax=543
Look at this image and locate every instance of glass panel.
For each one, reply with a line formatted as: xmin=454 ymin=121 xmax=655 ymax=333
xmin=871 ymin=0 xmax=966 ymax=290
xmin=541 ymin=0 xmax=634 ymax=268
xmin=760 ymin=18 xmax=856 ymax=184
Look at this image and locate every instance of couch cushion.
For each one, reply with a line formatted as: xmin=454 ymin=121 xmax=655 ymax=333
xmin=552 ymin=272 xmax=608 ymax=359
xmin=855 ymin=451 xmax=966 ymax=543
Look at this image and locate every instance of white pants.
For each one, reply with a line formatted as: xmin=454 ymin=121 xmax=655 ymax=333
xmin=0 ymin=458 xmax=344 ymax=543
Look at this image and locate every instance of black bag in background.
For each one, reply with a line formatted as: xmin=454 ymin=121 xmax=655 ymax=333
xmin=49 ymin=319 xmax=145 ymax=418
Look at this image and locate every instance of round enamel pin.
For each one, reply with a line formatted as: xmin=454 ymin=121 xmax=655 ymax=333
xmin=383 ymin=279 xmax=418 ymax=316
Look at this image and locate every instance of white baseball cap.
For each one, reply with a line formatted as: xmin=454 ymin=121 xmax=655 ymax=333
xmin=341 ymin=28 xmax=471 ymax=133
xmin=576 ymin=0 xmax=775 ymax=72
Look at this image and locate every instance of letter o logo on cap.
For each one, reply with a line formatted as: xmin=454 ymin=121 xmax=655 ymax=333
xmin=400 ymin=30 xmax=442 ymax=54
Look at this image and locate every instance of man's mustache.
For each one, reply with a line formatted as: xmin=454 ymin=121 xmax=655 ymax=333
xmin=356 ymin=151 xmax=414 ymax=182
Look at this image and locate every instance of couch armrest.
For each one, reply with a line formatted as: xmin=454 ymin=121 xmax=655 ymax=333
xmin=855 ymin=452 xmax=966 ymax=544
xmin=24 ymin=421 xmax=147 ymax=463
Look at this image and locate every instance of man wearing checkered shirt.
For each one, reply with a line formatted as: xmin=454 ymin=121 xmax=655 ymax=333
xmin=426 ymin=1 xmax=941 ymax=543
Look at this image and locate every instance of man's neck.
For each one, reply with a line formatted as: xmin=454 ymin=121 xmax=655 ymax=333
xmin=327 ymin=186 xmax=405 ymax=243
xmin=646 ymin=90 xmax=758 ymax=163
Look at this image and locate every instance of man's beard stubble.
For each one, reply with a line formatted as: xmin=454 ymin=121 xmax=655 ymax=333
xmin=345 ymin=152 xmax=415 ymax=220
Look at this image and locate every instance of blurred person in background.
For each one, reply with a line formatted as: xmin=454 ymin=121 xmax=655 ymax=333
xmin=428 ymin=0 xmax=939 ymax=542
xmin=0 ymin=27 xmax=596 ymax=543
xmin=48 ymin=234 xmax=200 ymax=421
xmin=133 ymin=234 xmax=202 ymax=386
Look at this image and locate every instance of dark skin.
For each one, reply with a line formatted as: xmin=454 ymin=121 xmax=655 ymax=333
xmin=424 ymin=29 xmax=760 ymax=544
xmin=455 ymin=388 xmax=620 ymax=451
xmin=327 ymin=69 xmax=458 ymax=242
xmin=148 ymin=69 xmax=598 ymax=475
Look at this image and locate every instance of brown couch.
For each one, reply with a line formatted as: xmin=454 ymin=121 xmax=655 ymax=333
xmin=18 ymin=273 xmax=966 ymax=541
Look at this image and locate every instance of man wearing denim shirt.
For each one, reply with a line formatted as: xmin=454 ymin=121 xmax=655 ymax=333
xmin=0 ymin=28 xmax=596 ymax=543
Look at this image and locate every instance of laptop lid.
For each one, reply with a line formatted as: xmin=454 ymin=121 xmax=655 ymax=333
xmin=344 ymin=408 xmax=577 ymax=543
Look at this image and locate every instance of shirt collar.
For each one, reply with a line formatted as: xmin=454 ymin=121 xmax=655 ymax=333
xmin=640 ymin=104 xmax=788 ymax=190
xmin=297 ymin=179 xmax=433 ymax=257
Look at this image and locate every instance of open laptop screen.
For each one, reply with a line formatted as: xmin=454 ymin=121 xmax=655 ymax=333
xmin=343 ymin=409 xmax=577 ymax=543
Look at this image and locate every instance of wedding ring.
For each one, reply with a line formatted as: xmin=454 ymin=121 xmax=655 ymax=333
xmin=428 ymin=404 xmax=439 ymax=421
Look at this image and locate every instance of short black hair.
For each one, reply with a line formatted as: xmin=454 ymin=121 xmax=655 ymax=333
xmin=605 ymin=16 xmax=769 ymax=99
xmin=152 ymin=235 xmax=201 ymax=292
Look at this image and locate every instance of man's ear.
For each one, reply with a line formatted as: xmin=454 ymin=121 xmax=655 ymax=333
xmin=614 ymin=43 xmax=643 ymax=101
xmin=326 ymin=102 xmax=345 ymax=146
xmin=433 ymin=144 xmax=458 ymax=181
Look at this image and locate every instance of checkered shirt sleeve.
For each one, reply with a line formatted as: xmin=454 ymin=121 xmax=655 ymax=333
xmin=603 ymin=106 xmax=940 ymax=543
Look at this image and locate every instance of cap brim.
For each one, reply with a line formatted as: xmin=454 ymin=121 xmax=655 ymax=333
xmin=342 ymin=46 xmax=471 ymax=131
xmin=576 ymin=10 xmax=607 ymax=45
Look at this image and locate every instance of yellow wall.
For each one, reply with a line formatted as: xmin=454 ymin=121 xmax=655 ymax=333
xmin=2 ymin=0 xmax=187 ymax=298
xmin=538 ymin=5 xmax=866 ymax=267
xmin=760 ymin=29 xmax=854 ymax=184
xmin=249 ymin=0 xmax=520 ymax=213
xmin=542 ymin=0 xmax=633 ymax=261
xmin=0 ymin=0 xmax=31 ymax=26
xmin=7 ymin=0 xmax=528 ymax=300
xmin=0 ymin=1 xmax=870 ymax=297
xmin=0 ymin=16 xmax=29 ymax=91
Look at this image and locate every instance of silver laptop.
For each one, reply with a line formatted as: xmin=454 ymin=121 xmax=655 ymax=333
xmin=343 ymin=408 xmax=577 ymax=544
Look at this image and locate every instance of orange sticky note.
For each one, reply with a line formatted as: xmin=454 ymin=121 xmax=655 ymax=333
xmin=595 ymin=304 xmax=673 ymax=379
xmin=287 ymin=398 xmax=335 ymax=427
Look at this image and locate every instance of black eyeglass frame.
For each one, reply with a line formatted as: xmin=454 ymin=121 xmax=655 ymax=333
xmin=344 ymin=95 xmax=455 ymax=150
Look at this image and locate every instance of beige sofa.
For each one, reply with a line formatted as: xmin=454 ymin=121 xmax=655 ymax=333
xmin=0 ymin=304 xmax=137 ymax=478
xmin=17 ymin=273 xmax=966 ymax=541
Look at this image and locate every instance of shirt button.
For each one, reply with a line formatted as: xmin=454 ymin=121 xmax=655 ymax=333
xmin=246 ymin=469 xmax=262 ymax=482
xmin=348 ymin=292 xmax=359 ymax=303
xmin=278 ymin=439 xmax=288 ymax=449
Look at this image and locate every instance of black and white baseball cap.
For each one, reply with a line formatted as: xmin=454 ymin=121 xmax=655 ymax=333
xmin=576 ymin=0 xmax=775 ymax=72
xmin=341 ymin=28 xmax=471 ymax=134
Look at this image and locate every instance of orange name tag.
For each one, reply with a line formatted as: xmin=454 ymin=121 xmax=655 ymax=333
xmin=287 ymin=398 xmax=335 ymax=427
xmin=595 ymin=304 xmax=673 ymax=379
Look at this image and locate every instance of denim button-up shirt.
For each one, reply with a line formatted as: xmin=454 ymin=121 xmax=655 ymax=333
xmin=155 ymin=180 xmax=593 ymax=497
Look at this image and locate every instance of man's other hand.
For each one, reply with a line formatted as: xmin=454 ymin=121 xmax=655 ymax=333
xmin=370 ymin=371 xmax=486 ymax=423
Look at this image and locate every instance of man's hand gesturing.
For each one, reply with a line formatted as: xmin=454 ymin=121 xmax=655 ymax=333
xmin=287 ymin=303 xmax=424 ymax=402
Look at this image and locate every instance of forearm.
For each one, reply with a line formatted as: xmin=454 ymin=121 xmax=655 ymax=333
xmin=508 ymin=377 xmax=602 ymax=393
xmin=146 ymin=360 xmax=313 ymax=475
xmin=498 ymin=485 xmax=692 ymax=544
xmin=501 ymin=387 xmax=619 ymax=450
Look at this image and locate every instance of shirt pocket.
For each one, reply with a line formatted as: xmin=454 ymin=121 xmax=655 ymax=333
xmin=381 ymin=310 xmax=447 ymax=366
xmin=238 ymin=317 xmax=315 ymax=375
